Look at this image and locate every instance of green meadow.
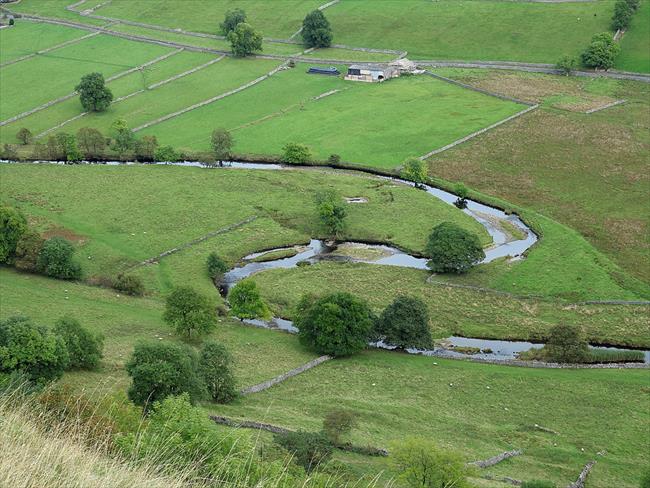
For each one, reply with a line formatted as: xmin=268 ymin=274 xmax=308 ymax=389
xmin=0 ymin=21 xmax=89 ymax=64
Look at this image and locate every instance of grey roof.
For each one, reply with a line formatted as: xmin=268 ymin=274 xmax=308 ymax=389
xmin=348 ymin=64 xmax=389 ymax=71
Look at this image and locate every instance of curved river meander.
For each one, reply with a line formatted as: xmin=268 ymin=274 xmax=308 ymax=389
xmin=5 ymin=159 xmax=647 ymax=363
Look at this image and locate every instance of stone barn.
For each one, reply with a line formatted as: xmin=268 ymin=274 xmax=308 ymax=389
xmin=345 ymin=64 xmax=399 ymax=83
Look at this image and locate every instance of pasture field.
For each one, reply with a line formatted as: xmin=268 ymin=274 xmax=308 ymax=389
xmin=0 ymin=21 xmax=89 ymax=64
xmin=1 ymin=268 xmax=648 ymax=488
xmin=617 ymin=1 xmax=650 ymax=73
xmin=142 ymin=66 xmax=525 ymax=167
xmin=0 ymin=34 xmax=173 ymax=121
xmin=426 ymin=70 xmax=650 ymax=284
xmin=0 ymin=163 xmax=488 ymax=283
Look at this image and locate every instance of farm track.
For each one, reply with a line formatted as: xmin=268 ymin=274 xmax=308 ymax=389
xmin=6 ymin=11 xmax=649 ymax=83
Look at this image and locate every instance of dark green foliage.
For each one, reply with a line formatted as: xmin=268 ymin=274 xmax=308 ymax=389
xmin=14 ymin=229 xmax=44 ymax=272
xmin=8 ymin=18 xmax=14 ymax=26
xmin=206 ymin=252 xmax=228 ymax=279
xmin=521 ymin=481 xmax=556 ymax=488
xmin=323 ymin=409 xmax=356 ymax=444
xmin=199 ymin=341 xmax=237 ymax=403
xmin=16 ymin=127 xmax=32 ymax=145
xmin=125 ymin=342 xmax=205 ymax=408
xmin=328 ymin=154 xmax=341 ymax=164
xmin=0 ymin=316 xmax=69 ymax=385
xmin=53 ymin=316 xmax=103 ymax=369
xmin=400 ymin=157 xmax=428 ymax=187
xmin=76 ymin=127 xmax=106 ymax=159
xmin=581 ymin=32 xmax=620 ymax=70
xmin=302 ymin=10 xmax=333 ymax=48
xmin=220 ymin=8 xmax=246 ymax=35
xmin=640 ymin=469 xmax=650 ymax=488
xmin=612 ymin=0 xmax=633 ymax=30
xmin=227 ymin=22 xmax=262 ymax=57
xmin=110 ymin=119 xmax=135 ymax=154
xmin=544 ymin=324 xmax=590 ymax=363
xmin=163 ymin=286 xmax=216 ymax=337
xmin=37 ymin=237 xmax=82 ymax=280
xmin=295 ymin=292 xmax=374 ymax=357
xmin=0 ymin=206 xmax=27 ymax=264
xmin=134 ymin=135 xmax=158 ymax=162
xmin=315 ymin=189 xmax=347 ymax=237
xmin=75 ymin=72 xmax=113 ymax=112
xmin=375 ymin=296 xmax=432 ymax=349
xmin=274 ymin=430 xmax=333 ymax=471
xmin=425 ymin=222 xmax=485 ymax=274
xmin=453 ymin=182 xmax=468 ymax=208
xmin=1 ymin=143 xmax=19 ymax=160
xmin=555 ymin=55 xmax=577 ymax=76
xmin=227 ymin=279 xmax=271 ymax=319
xmin=154 ymin=144 xmax=179 ymax=162
xmin=47 ymin=133 xmax=81 ymax=162
xmin=113 ymin=273 xmax=145 ymax=296
xmin=626 ymin=0 xmax=640 ymax=11
xmin=282 ymin=142 xmax=311 ymax=163
xmin=210 ymin=128 xmax=233 ymax=165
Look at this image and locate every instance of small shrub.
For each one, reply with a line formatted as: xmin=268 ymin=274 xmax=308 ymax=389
xmin=400 ymin=157 xmax=428 ymax=187
xmin=328 ymin=153 xmax=341 ymax=164
xmin=112 ymin=273 xmax=145 ymax=296
xmin=425 ymin=222 xmax=485 ymax=274
xmin=16 ymin=127 xmax=33 ymax=145
xmin=163 ymin=286 xmax=216 ymax=338
xmin=274 ymin=430 xmax=333 ymax=471
xmin=14 ymin=229 xmax=44 ymax=272
xmin=206 ymin=252 xmax=228 ymax=279
xmin=37 ymin=237 xmax=82 ymax=280
xmin=0 ymin=316 xmax=69 ymax=385
xmin=134 ymin=135 xmax=158 ymax=162
xmin=210 ymin=128 xmax=233 ymax=165
xmin=1 ymin=143 xmax=18 ymax=160
xmin=323 ymin=409 xmax=356 ymax=444
xmin=0 ymin=206 xmax=27 ymax=264
xmin=555 ymin=55 xmax=576 ymax=76
xmin=521 ymin=481 xmax=556 ymax=488
xmin=315 ymin=189 xmax=347 ymax=237
xmin=544 ymin=324 xmax=590 ymax=363
xmin=282 ymin=142 xmax=311 ymax=163
xmin=199 ymin=341 xmax=237 ymax=403
xmin=228 ymin=279 xmax=271 ymax=320
xmin=453 ymin=183 xmax=469 ymax=208
xmin=54 ymin=316 xmax=104 ymax=370
xmin=9 ymin=18 xmax=14 ymax=25
xmin=154 ymin=144 xmax=179 ymax=162
xmin=295 ymin=292 xmax=374 ymax=357
xmin=110 ymin=119 xmax=135 ymax=155
xmin=125 ymin=342 xmax=206 ymax=408
xmin=375 ymin=296 xmax=433 ymax=350
xmin=581 ymin=32 xmax=620 ymax=70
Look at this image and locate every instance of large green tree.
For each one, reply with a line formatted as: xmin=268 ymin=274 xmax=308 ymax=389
xmin=227 ymin=22 xmax=262 ymax=57
xmin=301 ymin=10 xmax=333 ymax=48
xmin=375 ymin=296 xmax=432 ymax=350
xmin=0 ymin=316 xmax=69 ymax=385
xmin=581 ymin=32 xmax=620 ymax=70
xmin=37 ymin=237 xmax=82 ymax=280
xmin=227 ymin=279 xmax=271 ymax=320
xmin=125 ymin=342 xmax=205 ymax=408
xmin=425 ymin=222 xmax=485 ymax=274
xmin=220 ymin=8 xmax=246 ymax=35
xmin=400 ymin=157 xmax=428 ymax=188
xmin=295 ymin=292 xmax=374 ymax=357
xmin=54 ymin=316 xmax=104 ymax=370
xmin=0 ymin=206 xmax=27 ymax=264
xmin=199 ymin=341 xmax=237 ymax=403
xmin=210 ymin=128 xmax=233 ymax=166
xmin=75 ymin=72 xmax=113 ymax=112
xmin=163 ymin=286 xmax=216 ymax=338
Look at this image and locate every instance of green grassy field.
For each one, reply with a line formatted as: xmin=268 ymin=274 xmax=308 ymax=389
xmin=1 ymin=268 xmax=647 ymax=488
xmin=0 ymin=34 xmax=173 ymax=121
xmin=252 ymin=261 xmax=650 ymax=347
xmin=0 ymin=21 xmax=89 ymax=64
xmin=325 ymin=0 xmax=616 ymax=63
xmin=616 ymin=1 xmax=650 ymax=73
xmin=142 ymin=67 xmax=524 ymax=168
xmin=0 ymin=163 xmax=488 ymax=285
xmin=425 ymin=70 xmax=650 ymax=285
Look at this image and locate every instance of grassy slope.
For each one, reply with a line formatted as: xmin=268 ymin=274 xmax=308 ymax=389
xmin=1 ymin=268 xmax=648 ymax=488
xmin=143 ymin=68 xmax=524 ymax=168
xmin=616 ymin=1 xmax=650 ymax=73
xmin=252 ymin=262 xmax=650 ymax=348
xmin=94 ymin=0 xmax=324 ymax=39
xmin=426 ymin=70 xmax=650 ymax=285
xmin=0 ymin=34 xmax=172 ymax=121
xmin=0 ymin=50 xmax=219 ymax=142
xmin=325 ymin=0 xmax=615 ymax=62
xmin=0 ymin=21 xmax=88 ymax=64
xmin=7 ymin=0 xmax=107 ymax=26
xmin=0 ymin=164 xmax=488 ymax=285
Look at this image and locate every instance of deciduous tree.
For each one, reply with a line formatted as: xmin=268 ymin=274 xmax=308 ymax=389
xmin=227 ymin=22 xmax=262 ymax=57
xmin=75 ymin=72 xmax=113 ymax=112
xmin=302 ymin=10 xmax=333 ymax=48
xmin=425 ymin=222 xmax=485 ymax=274
xmin=163 ymin=286 xmax=216 ymax=338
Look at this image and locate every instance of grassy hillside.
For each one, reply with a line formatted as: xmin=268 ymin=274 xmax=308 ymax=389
xmin=0 ymin=21 xmax=89 ymax=64
xmin=616 ymin=1 xmax=650 ymax=73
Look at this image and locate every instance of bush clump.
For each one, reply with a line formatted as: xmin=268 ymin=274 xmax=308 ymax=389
xmin=53 ymin=316 xmax=103 ymax=370
xmin=0 ymin=206 xmax=27 ymax=264
xmin=544 ymin=324 xmax=590 ymax=363
xmin=37 ymin=237 xmax=82 ymax=280
xmin=227 ymin=279 xmax=271 ymax=320
xmin=14 ymin=229 xmax=44 ymax=272
xmin=315 ymin=189 xmax=347 ymax=238
xmin=425 ymin=222 xmax=485 ymax=274
xmin=282 ymin=142 xmax=311 ymax=163
xmin=295 ymin=292 xmax=374 ymax=357
xmin=581 ymin=32 xmax=620 ymax=70
xmin=323 ymin=409 xmax=356 ymax=444
xmin=274 ymin=430 xmax=333 ymax=471
xmin=199 ymin=341 xmax=237 ymax=403
xmin=206 ymin=252 xmax=228 ymax=279
xmin=112 ymin=273 xmax=145 ymax=296
xmin=375 ymin=296 xmax=433 ymax=350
